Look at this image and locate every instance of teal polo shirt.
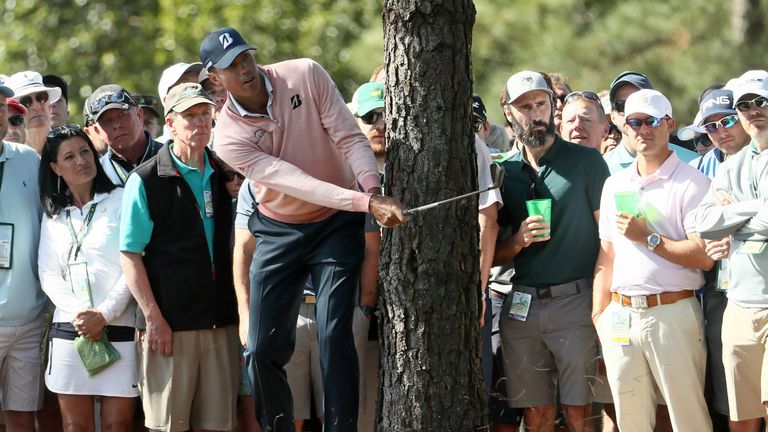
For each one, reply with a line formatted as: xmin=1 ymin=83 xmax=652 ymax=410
xmin=120 ymin=146 xmax=215 ymax=259
xmin=500 ymin=136 xmax=610 ymax=287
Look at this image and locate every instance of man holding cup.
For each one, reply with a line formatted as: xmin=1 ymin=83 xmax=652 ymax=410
xmin=592 ymin=89 xmax=713 ymax=431
xmin=493 ymin=70 xmax=610 ymax=431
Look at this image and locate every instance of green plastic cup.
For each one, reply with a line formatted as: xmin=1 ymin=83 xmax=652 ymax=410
xmin=525 ymin=198 xmax=552 ymax=237
xmin=614 ymin=191 xmax=639 ymax=216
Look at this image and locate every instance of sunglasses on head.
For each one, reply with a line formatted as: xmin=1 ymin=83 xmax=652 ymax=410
xmin=8 ymin=115 xmax=23 ymax=127
xmin=19 ymin=92 xmax=49 ymax=108
xmin=360 ymin=110 xmax=383 ymax=125
xmin=564 ymin=91 xmax=600 ymax=105
xmin=625 ymin=116 xmax=667 ymax=130
xmin=735 ymin=96 xmax=768 ymax=112
xmin=47 ymin=124 xmax=82 ymax=139
xmin=88 ymin=90 xmax=135 ymax=116
xmin=701 ymin=114 xmax=739 ymax=134
xmin=612 ymin=100 xmax=626 ymax=113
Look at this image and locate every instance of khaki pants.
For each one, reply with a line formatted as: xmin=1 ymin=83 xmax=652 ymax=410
xmin=597 ymin=297 xmax=711 ymax=432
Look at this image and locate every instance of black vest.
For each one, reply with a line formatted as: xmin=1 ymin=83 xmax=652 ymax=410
xmin=133 ymin=142 xmax=237 ymax=331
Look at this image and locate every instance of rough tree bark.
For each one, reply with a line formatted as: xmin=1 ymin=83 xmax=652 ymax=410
xmin=377 ymin=0 xmax=484 ymax=431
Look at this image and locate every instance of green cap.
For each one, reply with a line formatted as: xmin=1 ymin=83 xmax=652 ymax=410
xmin=353 ymin=82 xmax=385 ymax=117
xmin=164 ymin=83 xmax=214 ymax=116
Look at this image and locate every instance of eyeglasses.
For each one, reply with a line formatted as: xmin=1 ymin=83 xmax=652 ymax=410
xmin=19 ymin=92 xmax=49 ymax=108
xmin=526 ymin=166 xmax=539 ymax=200
xmin=360 ymin=110 xmax=384 ymax=125
xmin=88 ymin=90 xmax=135 ymax=116
xmin=625 ymin=116 xmax=667 ymax=130
xmin=735 ymin=96 xmax=768 ymax=112
xmin=701 ymin=114 xmax=739 ymax=134
xmin=8 ymin=115 xmax=23 ymax=127
xmin=612 ymin=100 xmax=626 ymax=113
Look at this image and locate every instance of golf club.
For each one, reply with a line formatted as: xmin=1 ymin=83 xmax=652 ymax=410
xmin=402 ymin=163 xmax=505 ymax=216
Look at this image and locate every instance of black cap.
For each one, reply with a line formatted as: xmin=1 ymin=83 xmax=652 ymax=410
xmin=472 ymin=94 xmax=487 ymax=123
xmin=609 ymin=71 xmax=653 ymax=103
xmin=199 ymin=27 xmax=256 ymax=71
xmin=43 ymin=74 xmax=68 ymax=101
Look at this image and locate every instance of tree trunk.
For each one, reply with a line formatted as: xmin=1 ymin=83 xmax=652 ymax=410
xmin=377 ymin=1 xmax=484 ymax=431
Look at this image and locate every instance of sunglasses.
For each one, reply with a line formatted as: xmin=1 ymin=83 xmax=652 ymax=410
xmin=696 ymin=134 xmax=713 ymax=148
xmin=134 ymin=94 xmax=159 ymax=109
xmin=47 ymin=124 xmax=82 ymax=139
xmin=8 ymin=115 xmax=23 ymax=127
xmin=360 ymin=111 xmax=384 ymax=125
xmin=88 ymin=90 xmax=135 ymax=116
xmin=472 ymin=121 xmax=484 ymax=132
xmin=608 ymin=123 xmax=621 ymax=136
xmin=701 ymin=114 xmax=739 ymax=134
xmin=625 ymin=116 xmax=667 ymax=130
xmin=735 ymin=96 xmax=768 ymax=112
xmin=564 ymin=91 xmax=601 ymax=105
xmin=19 ymin=92 xmax=49 ymax=108
xmin=612 ymin=100 xmax=626 ymax=113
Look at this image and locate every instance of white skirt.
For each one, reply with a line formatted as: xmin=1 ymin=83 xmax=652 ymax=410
xmin=46 ymin=337 xmax=139 ymax=397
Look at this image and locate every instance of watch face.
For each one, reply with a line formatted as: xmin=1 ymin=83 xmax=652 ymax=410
xmin=648 ymin=233 xmax=661 ymax=247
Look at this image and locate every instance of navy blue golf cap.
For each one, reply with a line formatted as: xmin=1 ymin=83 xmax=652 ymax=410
xmin=199 ymin=27 xmax=256 ymax=71
xmin=609 ymin=71 xmax=653 ymax=103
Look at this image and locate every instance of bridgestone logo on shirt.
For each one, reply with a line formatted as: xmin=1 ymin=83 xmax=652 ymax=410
xmin=291 ymin=94 xmax=302 ymax=110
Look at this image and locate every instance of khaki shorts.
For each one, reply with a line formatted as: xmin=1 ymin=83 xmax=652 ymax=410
xmin=138 ymin=326 xmax=240 ymax=432
xmin=722 ymin=302 xmax=768 ymax=421
xmin=0 ymin=318 xmax=44 ymax=411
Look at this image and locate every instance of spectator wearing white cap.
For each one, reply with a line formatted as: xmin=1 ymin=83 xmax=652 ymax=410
xmin=155 ymin=62 xmax=204 ymax=144
xmin=4 ymin=71 xmax=61 ymax=153
xmin=676 ymin=85 xmax=754 ymax=430
xmin=494 ymin=70 xmax=609 ymax=432
xmin=593 ymin=89 xmax=713 ymax=432
xmin=696 ymin=70 xmax=768 ymax=432
xmin=0 ymin=79 xmax=48 ymax=431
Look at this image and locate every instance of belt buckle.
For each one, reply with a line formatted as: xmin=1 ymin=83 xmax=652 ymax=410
xmin=630 ymin=296 xmax=648 ymax=309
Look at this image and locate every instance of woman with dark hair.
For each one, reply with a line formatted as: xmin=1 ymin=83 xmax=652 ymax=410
xmin=37 ymin=125 xmax=137 ymax=431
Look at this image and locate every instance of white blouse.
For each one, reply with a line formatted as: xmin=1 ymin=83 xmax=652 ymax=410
xmin=38 ymin=189 xmax=136 ymax=327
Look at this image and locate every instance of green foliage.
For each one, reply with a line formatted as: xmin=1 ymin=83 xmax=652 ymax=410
xmin=0 ymin=0 xmax=378 ymax=122
xmin=1 ymin=0 xmax=766 ymax=131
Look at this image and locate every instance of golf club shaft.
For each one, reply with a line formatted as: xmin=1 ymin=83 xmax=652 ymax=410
xmin=402 ymin=186 xmax=497 ymax=216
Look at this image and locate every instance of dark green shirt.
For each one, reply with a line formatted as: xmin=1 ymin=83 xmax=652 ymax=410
xmin=500 ymin=136 xmax=610 ymax=286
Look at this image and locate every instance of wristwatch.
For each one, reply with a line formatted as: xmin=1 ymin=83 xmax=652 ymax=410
xmin=647 ymin=232 xmax=661 ymax=251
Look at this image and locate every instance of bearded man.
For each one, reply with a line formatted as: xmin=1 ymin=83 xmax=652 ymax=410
xmin=492 ymin=71 xmax=610 ymax=432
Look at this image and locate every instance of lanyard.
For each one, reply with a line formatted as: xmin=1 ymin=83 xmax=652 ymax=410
xmin=110 ymin=159 xmax=129 ymax=185
xmin=65 ymin=203 xmax=98 ymax=262
xmin=0 ymin=160 xmax=5 ymax=196
xmin=109 ymin=141 xmax=156 ymax=185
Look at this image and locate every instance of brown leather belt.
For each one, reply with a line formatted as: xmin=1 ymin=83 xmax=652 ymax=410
xmin=611 ymin=290 xmax=694 ymax=309
xmin=304 ymin=295 xmax=316 ymax=304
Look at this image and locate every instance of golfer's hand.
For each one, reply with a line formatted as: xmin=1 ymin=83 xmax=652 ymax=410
xmin=514 ymin=215 xmax=550 ymax=248
xmin=369 ymin=195 xmax=407 ymax=228
xmin=705 ymin=237 xmax=731 ymax=261
xmin=145 ymin=312 xmax=173 ymax=356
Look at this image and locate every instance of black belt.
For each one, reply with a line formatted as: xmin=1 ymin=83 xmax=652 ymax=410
xmin=49 ymin=322 xmax=135 ymax=342
xmin=513 ymin=277 xmax=591 ymax=299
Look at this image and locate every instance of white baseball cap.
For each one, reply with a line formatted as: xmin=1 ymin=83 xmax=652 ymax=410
xmin=158 ymin=62 xmax=204 ymax=106
xmin=505 ymin=71 xmax=552 ymax=104
xmin=624 ymin=89 xmax=672 ymax=119
xmin=730 ymin=70 xmax=768 ymax=105
xmin=4 ymin=71 xmax=61 ymax=103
